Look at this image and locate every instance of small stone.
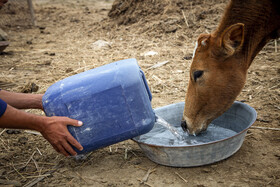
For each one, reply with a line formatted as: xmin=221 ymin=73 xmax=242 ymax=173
xmin=6 ymin=129 xmax=21 ymax=134
xmin=44 ymin=61 xmax=51 ymax=66
xmin=274 ymin=154 xmax=280 ymax=159
xmin=0 ymin=41 xmax=9 ymax=52
xmin=18 ymin=137 xmax=28 ymax=144
xmin=91 ymin=40 xmax=111 ymax=50
xmin=183 ymin=55 xmax=192 ymax=60
xmin=21 ymin=82 xmax=39 ymax=93
xmin=197 ymin=12 xmax=206 ymax=20
xmin=0 ymin=28 xmax=8 ymax=41
xmin=39 ymin=26 xmax=46 ymax=30
xmin=49 ymin=52 xmax=55 ymax=56
xmin=70 ymin=18 xmax=80 ymax=23
xmin=164 ymin=25 xmax=178 ymax=33
xmin=65 ymin=68 xmax=73 ymax=73
xmin=141 ymin=51 xmax=158 ymax=57
xmin=131 ymin=159 xmax=141 ymax=165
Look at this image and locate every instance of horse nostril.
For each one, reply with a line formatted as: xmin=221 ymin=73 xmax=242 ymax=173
xmin=181 ymin=120 xmax=188 ymax=131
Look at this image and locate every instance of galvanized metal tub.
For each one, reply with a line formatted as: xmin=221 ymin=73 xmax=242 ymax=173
xmin=133 ymin=101 xmax=257 ymax=167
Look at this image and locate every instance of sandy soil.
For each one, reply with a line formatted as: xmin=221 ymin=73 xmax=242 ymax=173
xmin=0 ymin=0 xmax=279 ymax=186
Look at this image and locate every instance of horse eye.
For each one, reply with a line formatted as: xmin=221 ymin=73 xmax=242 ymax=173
xmin=193 ymin=71 xmax=204 ymax=82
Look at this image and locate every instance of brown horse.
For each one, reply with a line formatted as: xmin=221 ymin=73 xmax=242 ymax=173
xmin=181 ymin=0 xmax=280 ymax=135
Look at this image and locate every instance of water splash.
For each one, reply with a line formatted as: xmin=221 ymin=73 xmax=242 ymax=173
xmin=155 ymin=115 xmax=187 ymax=141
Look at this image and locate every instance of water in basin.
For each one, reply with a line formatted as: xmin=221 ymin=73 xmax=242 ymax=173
xmin=138 ymin=115 xmax=237 ymax=146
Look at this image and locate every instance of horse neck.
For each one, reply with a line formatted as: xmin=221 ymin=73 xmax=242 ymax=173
xmin=214 ymin=0 xmax=280 ymax=69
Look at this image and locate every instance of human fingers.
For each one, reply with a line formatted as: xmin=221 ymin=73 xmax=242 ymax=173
xmin=61 ymin=139 xmax=78 ymax=156
xmin=56 ymin=144 xmax=70 ymax=157
xmin=61 ymin=117 xmax=84 ymax=151
xmin=45 ymin=133 xmax=77 ymax=157
xmin=50 ymin=142 xmax=60 ymax=154
xmin=66 ymin=133 xmax=83 ymax=152
xmin=60 ymin=117 xmax=83 ymax=127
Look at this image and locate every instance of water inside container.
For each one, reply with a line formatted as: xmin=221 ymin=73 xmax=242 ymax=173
xmin=155 ymin=115 xmax=186 ymax=141
xmin=138 ymin=115 xmax=237 ymax=146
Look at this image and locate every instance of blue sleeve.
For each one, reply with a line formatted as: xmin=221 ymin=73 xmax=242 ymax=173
xmin=0 ymin=98 xmax=7 ymax=117
xmin=0 ymin=89 xmax=7 ymax=117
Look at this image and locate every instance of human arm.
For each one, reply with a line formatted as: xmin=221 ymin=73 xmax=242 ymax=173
xmin=0 ymin=90 xmax=84 ymax=156
xmin=0 ymin=104 xmax=83 ymax=156
xmin=0 ymin=90 xmax=43 ymax=110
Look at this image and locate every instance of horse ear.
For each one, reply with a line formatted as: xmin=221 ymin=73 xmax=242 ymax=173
xmin=198 ymin=34 xmax=211 ymax=48
xmin=220 ymin=23 xmax=244 ymax=56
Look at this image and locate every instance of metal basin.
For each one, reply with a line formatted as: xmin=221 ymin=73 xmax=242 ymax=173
xmin=133 ymin=101 xmax=257 ymax=167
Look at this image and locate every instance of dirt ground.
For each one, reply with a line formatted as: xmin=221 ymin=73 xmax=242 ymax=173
xmin=0 ymin=0 xmax=279 ymax=186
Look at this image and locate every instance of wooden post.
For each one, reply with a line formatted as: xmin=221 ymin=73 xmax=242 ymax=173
xmin=27 ymin=0 xmax=36 ymax=26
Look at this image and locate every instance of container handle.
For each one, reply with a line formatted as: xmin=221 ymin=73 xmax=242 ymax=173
xmin=140 ymin=69 xmax=152 ymax=101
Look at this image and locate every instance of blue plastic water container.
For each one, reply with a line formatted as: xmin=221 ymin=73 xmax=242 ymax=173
xmin=42 ymin=59 xmax=155 ymax=154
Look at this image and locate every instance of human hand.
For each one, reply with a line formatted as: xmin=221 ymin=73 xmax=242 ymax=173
xmin=40 ymin=116 xmax=83 ymax=156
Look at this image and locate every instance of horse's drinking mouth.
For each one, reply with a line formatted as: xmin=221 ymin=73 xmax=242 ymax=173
xmin=181 ymin=118 xmax=209 ymax=136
